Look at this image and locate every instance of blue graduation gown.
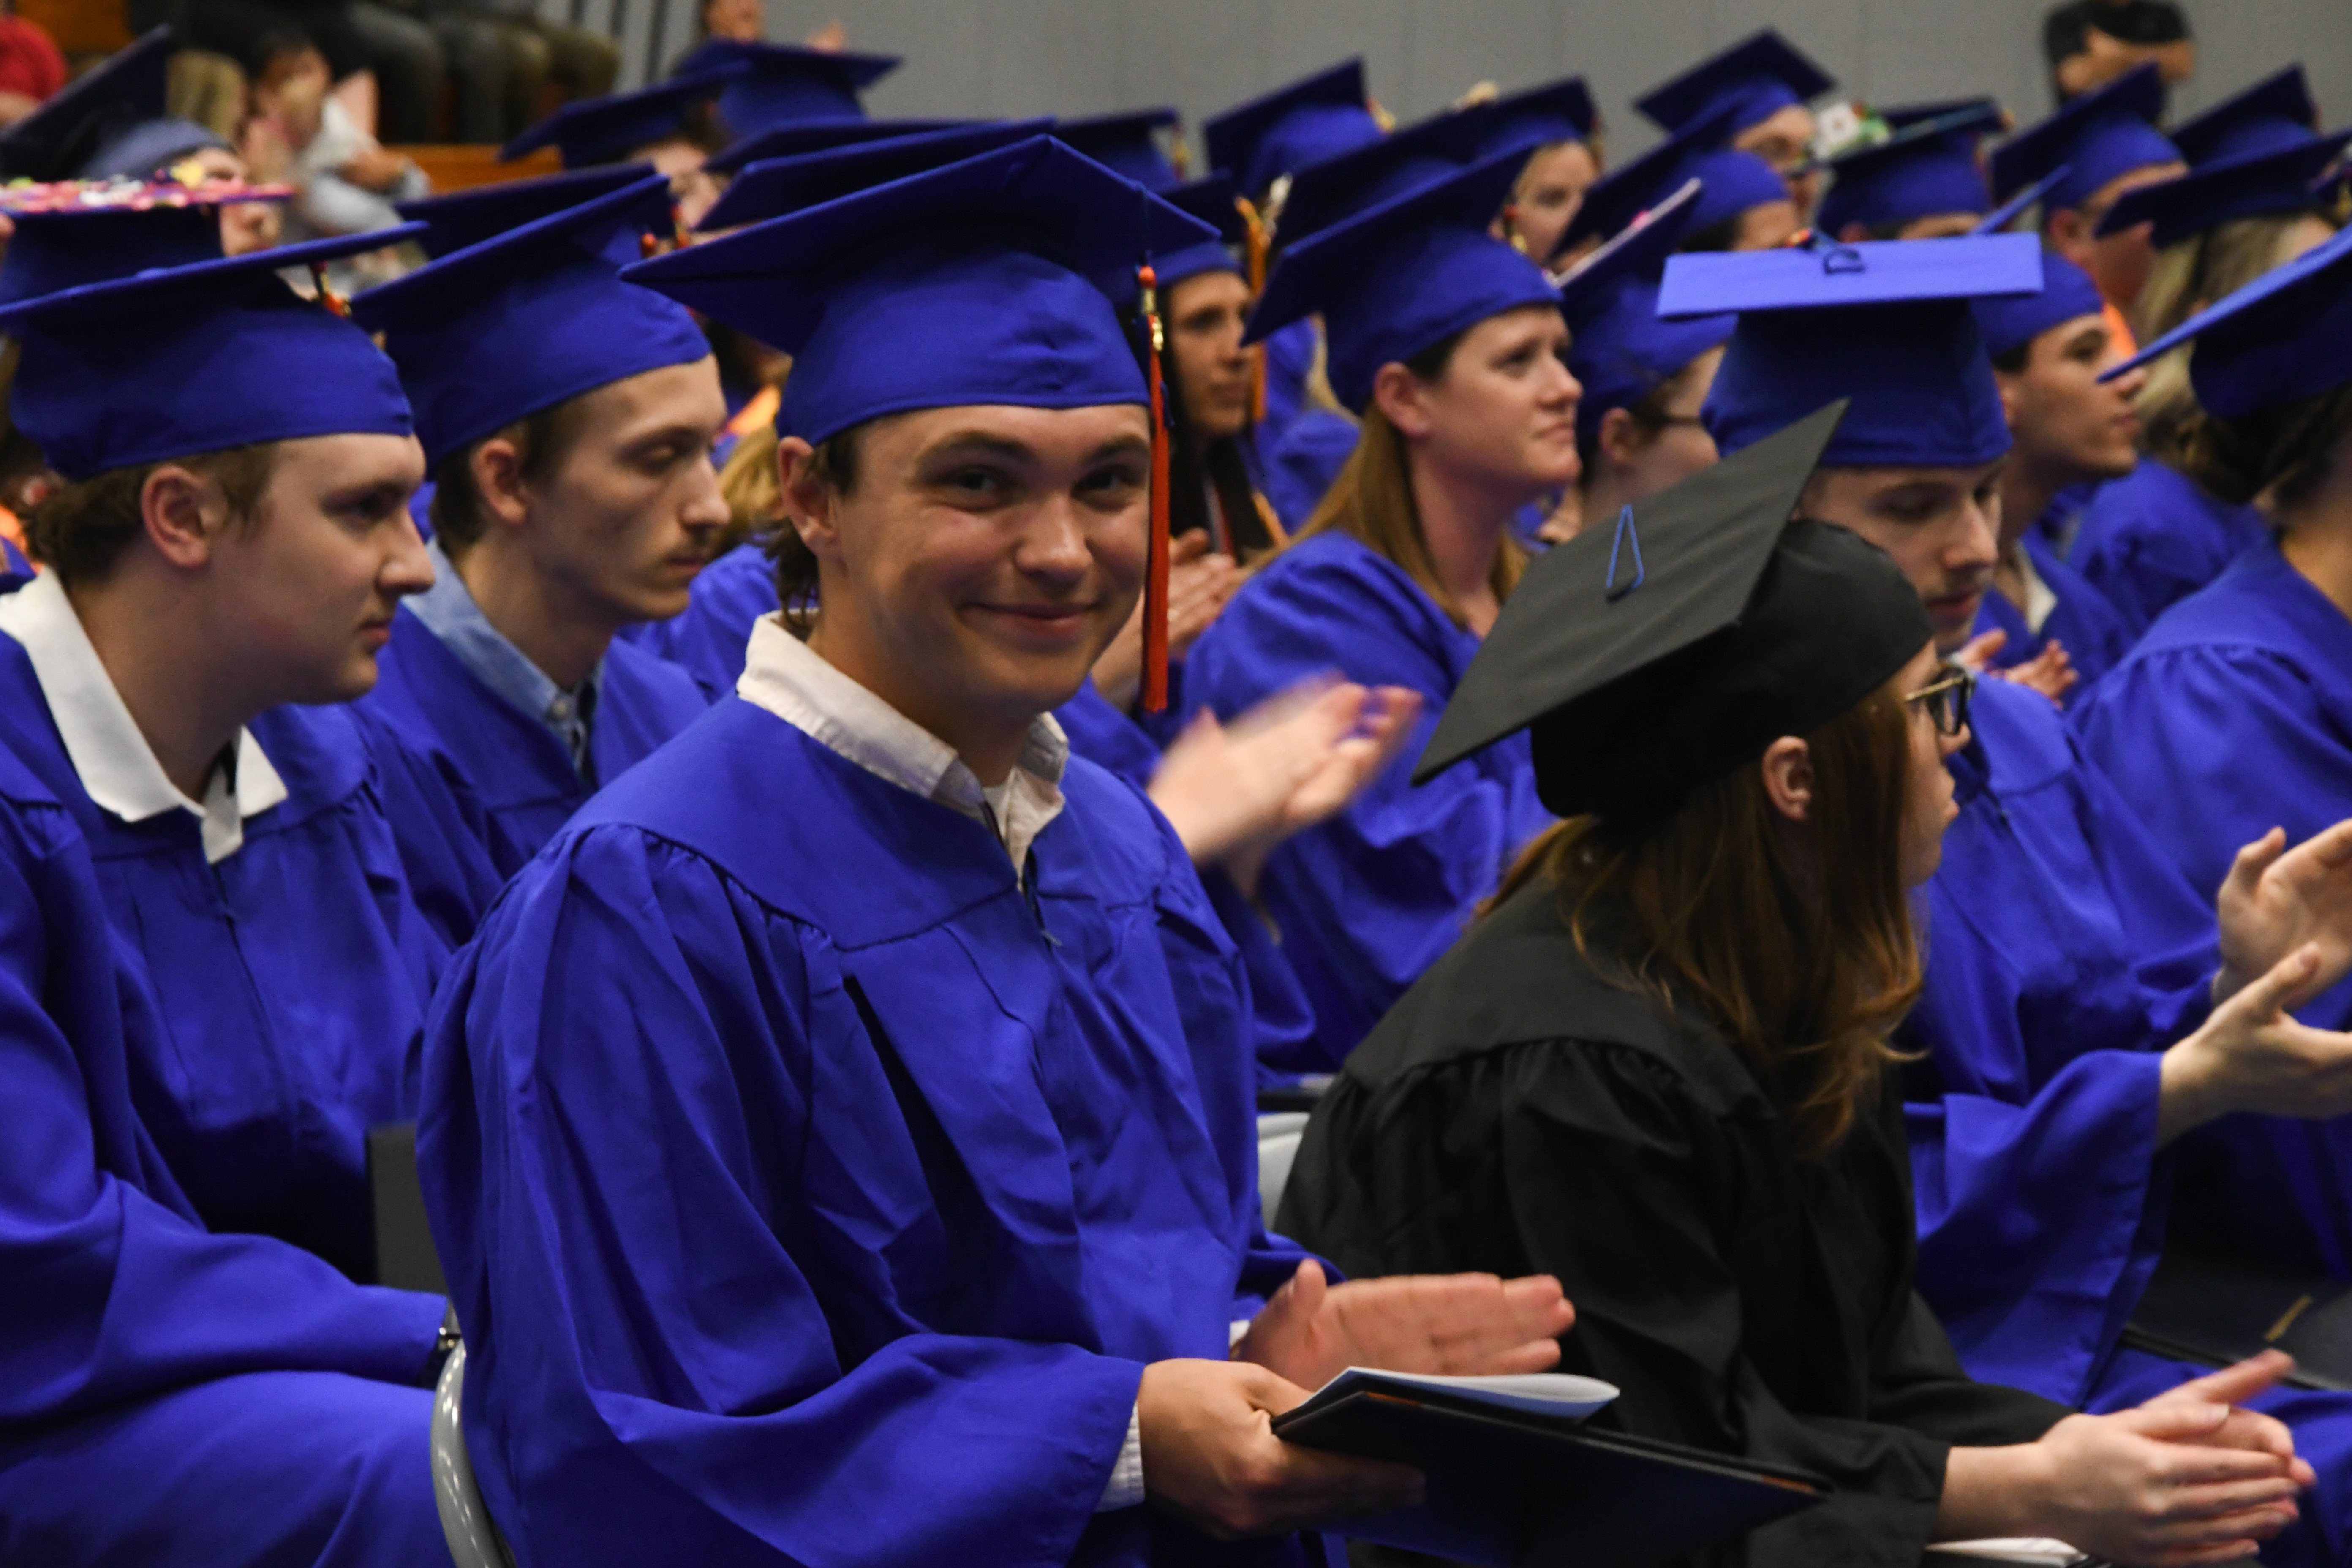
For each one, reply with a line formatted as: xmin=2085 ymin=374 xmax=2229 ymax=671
xmin=364 ymin=607 xmax=713 ymax=877
xmin=420 ymin=697 xmax=1320 ymax=1568
xmin=621 ymin=539 xmax=779 ymax=694
xmin=1264 ymin=410 xmax=1359 ymax=533
xmin=1183 ymin=534 xmax=1554 ymax=1065
xmin=2068 ymin=459 xmax=2270 ymax=637
xmin=1971 ymin=531 xmax=2138 ymax=700
xmin=1258 ymin=318 xmax=1320 ymax=448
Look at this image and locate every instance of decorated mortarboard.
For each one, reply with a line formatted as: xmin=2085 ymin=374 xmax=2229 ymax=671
xmin=686 ymin=40 xmax=900 ymax=139
xmin=1635 ymin=29 xmax=1835 ymax=137
xmin=1969 ymin=166 xmax=2069 ymax=235
xmin=1275 ymin=102 xmax=1496 ymax=247
xmin=1974 ymin=247 xmax=2109 ymax=360
xmin=703 ymin=116 xmax=966 ymax=178
xmin=1990 ymin=63 xmax=2178 ymax=210
xmin=0 ymin=177 xmax=293 ymax=305
xmin=2095 ymin=126 xmax=2352 ymax=244
xmin=2173 ymin=66 xmax=2321 ymax=167
xmin=1555 ymin=180 xmax=1736 ymax=450
xmin=1661 ymin=233 xmax=2042 ymax=468
xmin=1557 ymin=100 xmax=1785 ymax=256
xmin=500 ymin=66 xmax=742 ymax=169
xmin=1056 ymin=108 xmax=1186 ymax=192
xmin=624 ymin=135 xmax=1221 ymax=712
xmin=0 ymin=27 xmax=191 ymax=182
xmin=395 ymin=163 xmax=659 ymax=258
xmin=2102 ymin=219 xmax=2352 ymax=418
xmin=351 ymin=174 xmax=708 ymax=466
xmin=1247 ymin=148 xmax=1558 ymax=416
xmin=1813 ymin=101 xmax=2004 ymax=238
xmin=1415 ymin=401 xmax=1933 ymax=821
xmin=1204 ymin=60 xmax=1383 ymax=199
xmin=0 ymin=223 xmax=421 ymax=481
xmin=1154 ymin=173 xmax=1247 ymax=289
xmin=1478 ymin=77 xmax=1598 ymax=159
xmin=697 ymin=118 xmax=1050 ymax=231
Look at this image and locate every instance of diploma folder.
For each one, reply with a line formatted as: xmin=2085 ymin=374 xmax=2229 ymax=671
xmin=1272 ymin=1370 xmax=1829 ymax=1567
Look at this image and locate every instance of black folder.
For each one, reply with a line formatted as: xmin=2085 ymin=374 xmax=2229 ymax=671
xmin=2122 ymin=1243 xmax=2352 ymax=1392
xmin=1272 ymin=1372 xmax=1829 ymax=1567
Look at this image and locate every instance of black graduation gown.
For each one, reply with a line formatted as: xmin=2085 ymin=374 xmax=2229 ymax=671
xmin=1279 ymin=879 xmax=2068 ymax=1567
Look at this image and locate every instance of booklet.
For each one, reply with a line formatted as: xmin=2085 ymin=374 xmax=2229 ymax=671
xmin=1273 ymin=1367 xmax=1829 ymax=1567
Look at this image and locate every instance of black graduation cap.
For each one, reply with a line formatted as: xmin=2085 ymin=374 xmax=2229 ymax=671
xmin=1415 ymin=401 xmax=1933 ymax=819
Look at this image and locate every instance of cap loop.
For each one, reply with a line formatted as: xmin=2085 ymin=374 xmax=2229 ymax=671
xmin=1605 ymin=504 xmax=1646 ymax=602
xmin=1821 ymin=245 xmax=1867 ymax=275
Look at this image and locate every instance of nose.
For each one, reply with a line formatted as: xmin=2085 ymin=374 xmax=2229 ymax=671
xmin=1013 ymin=494 xmax=1096 ymax=588
xmin=381 ymin=507 xmax=436 ymax=598
xmin=1952 ymin=493 xmax=2001 ymax=572
xmin=1544 ymin=352 xmax=1583 ymax=410
xmin=679 ymin=454 xmax=730 ymax=537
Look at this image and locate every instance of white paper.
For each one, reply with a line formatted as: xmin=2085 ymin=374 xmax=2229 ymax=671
xmin=1329 ymin=1367 xmax=1619 ymax=1421
xmin=1925 ymin=1540 xmax=2090 ymax=1566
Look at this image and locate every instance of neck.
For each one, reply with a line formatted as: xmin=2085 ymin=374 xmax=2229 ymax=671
xmin=2280 ymin=481 xmax=2352 ymax=623
xmin=804 ymin=615 xmax=1032 ymax=787
xmin=1998 ymin=457 xmax=2064 ymax=557
xmin=455 ymin=534 xmax=615 ymax=690
xmin=68 ymin=565 xmax=255 ymax=800
xmin=1578 ymin=466 xmax=1649 ymax=543
xmin=1409 ymin=455 xmax=1517 ymax=634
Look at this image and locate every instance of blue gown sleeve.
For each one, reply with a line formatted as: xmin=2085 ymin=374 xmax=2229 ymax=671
xmin=422 ymin=830 xmax=1149 ymax=1567
xmin=0 ymin=797 xmax=443 ymax=1425
xmin=349 ymin=704 xmax=505 ymax=953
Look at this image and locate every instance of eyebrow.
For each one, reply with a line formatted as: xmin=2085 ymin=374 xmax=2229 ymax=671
xmin=917 ymin=432 xmax=1039 ymax=467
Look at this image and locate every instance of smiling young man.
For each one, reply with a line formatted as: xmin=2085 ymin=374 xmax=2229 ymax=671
xmin=0 ymin=226 xmax=491 ymax=1565
xmin=1661 ymin=234 xmax=2352 ymax=1567
xmin=418 ymin=138 xmax=1573 ymax=1568
xmin=353 ymin=173 xmax=723 ymax=874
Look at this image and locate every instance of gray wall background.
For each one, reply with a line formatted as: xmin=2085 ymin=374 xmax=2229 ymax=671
xmin=562 ymin=0 xmax=2350 ymax=161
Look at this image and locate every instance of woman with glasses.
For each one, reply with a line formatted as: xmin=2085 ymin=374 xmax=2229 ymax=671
xmin=1285 ymin=412 xmax=2324 ymax=1568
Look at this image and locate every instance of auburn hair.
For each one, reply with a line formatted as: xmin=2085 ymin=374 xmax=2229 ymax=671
xmin=28 ymin=444 xmax=278 ymax=585
xmin=1492 ymin=667 xmax=1923 ymax=1157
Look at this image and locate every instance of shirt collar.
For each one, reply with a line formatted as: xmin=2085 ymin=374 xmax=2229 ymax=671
xmin=0 ymin=570 xmax=286 ymax=862
xmin=406 ymin=538 xmax=604 ymax=778
xmin=735 ymin=614 xmax=1069 ymax=874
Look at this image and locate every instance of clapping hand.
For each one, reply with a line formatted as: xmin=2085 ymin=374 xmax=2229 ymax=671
xmin=2214 ymin=820 xmax=2352 ymax=1004
xmin=1233 ymin=1258 xmax=1573 ymax=1394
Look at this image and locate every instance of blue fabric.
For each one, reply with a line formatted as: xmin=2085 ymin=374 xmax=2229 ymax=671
xmin=696 ymin=120 xmax=1050 ymax=234
xmin=501 ymin=66 xmax=743 ymax=169
xmin=2099 ymin=133 xmax=2352 ymax=247
xmin=1568 ymin=277 xmax=1734 ymax=450
xmin=395 ymin=164 xmax=655 ymax=258
xmin=1203 ymin=61 xmax=1380 ymax=199
xmin=1056 ymin=109 xmax=1183 ymax=192
xmin=2172 ymin=67 xmax=2322 ymax=168
xmin=1634 ymin=30 xmax=1832 ymax=136
xmin=1974 ymin=248 xmax=2109 ymax=360
xmin=1814 ymin=112 xmax=1998 ymax=237
xmin=1480 ymin=78 xmax=1595 ymax=157
xmin=0 ymin=204 xmax=223 ymax=307
xmin=623 ymin=539 xmax=777 ymax=692
xmin=691 ymin=41 xmax=897 ymax=139
xmin=2069 ymin=459 xmax=2270 ymax=635
xmin=1263 ymin=409 xmax=1358 ymax=532
xmin=1971 ymin=531 xmax=2138 ymax=700
xmin=419 ymin=696 xmax=1321 ymax=1566
xmin=1991 ymin=64 xmax=2176 ymax=210
xmin=1904 ymin=676 xmax=2214 ymax=1404
xmin=362 ymin=607 xmax=711 ymax=877
xmin=1184 ymin=534 xmax=1554 ymax=1062
xmin=1258 ymin=318 xmax=1321 ymax=446
xmin=1682 ymin=148 xmax=1792 ymax=233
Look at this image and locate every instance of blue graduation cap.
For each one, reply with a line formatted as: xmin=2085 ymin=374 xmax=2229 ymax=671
xmin=351 ymin=174 xmax=708 ymax=466
xmin=0 ymin=26 xmax=211 ymax=182
xmin=703 ymin=116 xmax=967 ymax=179
xmin=1276 ymin=102 xmax=1496 ymax=247
xmin=1990 ymin=63 xmax=2178 ymax=210
xmin=1813 ymin=101 xmax=2003 ymax=239
xmin=697 ymin=118 xmax=1050 ymax=232
xmin=2173 ymin=66 xmax=2321 ymax=167
xmin=501 ymin=66 xmax=741 ymax=169
xmin=1635 ymin=30 xmax=1835 ymax=137
xmin=395 ymin=164 xmax=659 ymax=258
xmin=1974 ymin=247 xmax=2109 ymax=360
xmin=0 ymin=226 xmax=419 ymax=480
xmin=1204 ymin=60 xmax=1383 ymax=199
xmin=1661 ymin=233 xmax=2042 ymax=468
xmin=1155 ymin=174 xmax=1246 ymax=289
xmin=1479 ymin=77 xmax=1597 ymax=159
xmin=622 ymin=136 xmax=1214 ymax=446
xmin=1247 ymin=149 xmax=1558 ymax=416
xmin=1056 ymin=109 xmax=1185 ymax=192
xmin=1970 ymin=167 xmax=2069 ymax=235
xmin=1558 ymin=100 xmax=1785 ymax=256
xmin=1557 ymin=180 xmax=1736 ymax=450
xmin=2103 ymin=220 xmax=2352 ymax=418
xmin=2096 ymin=127 xmax=2352 ymax=245
xmin=688 ymin=40 xmax=900 ymax=139
xmin=0 ymin=183 xmax=297 ymax=306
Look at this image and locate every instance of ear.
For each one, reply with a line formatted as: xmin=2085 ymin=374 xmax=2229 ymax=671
xmin=2044 ymin=208 xmax=2091 ymax=262
xmin=1760 ymin=736 xmax=1814 ymax=822
xmin=1597 ymin=405 xmax=1644 ymax=470
xmin=775 ymin=435 xmax=841 ymax=564
xmin=1996 ymin=371 xmax=2021 ymax=428
xmin=469 ymin=436 xmax=532 ymax=532
xmin=138 ymin=463 xmax=231 ymax=571
xmin=1369 ymin=360 xmax=1434 ymax=439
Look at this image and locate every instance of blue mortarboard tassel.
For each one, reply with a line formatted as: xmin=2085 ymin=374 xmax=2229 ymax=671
xmin=1606 ymin=504 xmax=1646 ymax=601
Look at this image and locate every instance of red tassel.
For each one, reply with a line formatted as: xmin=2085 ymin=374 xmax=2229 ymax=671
xmin=308 ymin=262 xmax=348 ymax=318
xmin=1139 ymin=262 xmax=1173 ymax=714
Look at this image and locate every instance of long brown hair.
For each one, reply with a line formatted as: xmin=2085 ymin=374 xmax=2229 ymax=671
xmin=1493 ymin=669 xmax=1922 ymax=1157
xmin=1292 ymin=333 xmax=1526 ymax=626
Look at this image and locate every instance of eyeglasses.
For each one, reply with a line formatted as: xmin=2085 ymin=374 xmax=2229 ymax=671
xmin=1903 ymin=666 xmax=1975 ymax=738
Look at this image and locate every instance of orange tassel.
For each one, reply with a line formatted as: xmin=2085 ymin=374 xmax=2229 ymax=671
xmin=308 ymin=262 xmax=348 ymax=318
xmin=1139 ymin=262 xmax=1173 ymax=714
xmin=1237 ymin=194 xmax=1271 ymax=426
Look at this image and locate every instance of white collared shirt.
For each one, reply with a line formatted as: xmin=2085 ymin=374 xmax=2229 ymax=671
xmin=735 ymin=614 xmax=1069 ymax=880
xmin=2013 ymin=543 xmax=2061 ymax=636
xmin=0 ymin=571 xmax=287 ymax=863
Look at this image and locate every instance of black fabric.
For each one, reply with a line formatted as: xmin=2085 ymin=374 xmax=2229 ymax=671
xmin=2044 ymin=1 xmax=2190 ymax=107
xmin=1280 ymin=881 xmax=2067 ymax=1568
